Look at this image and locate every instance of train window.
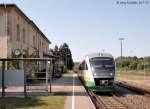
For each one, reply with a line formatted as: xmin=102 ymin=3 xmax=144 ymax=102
xmin=79 ymin=63 xmax=83 ymax=70
xmin=84 ymin=62 xmax=88 ymax=70
xmin=82 ymin=61 xmax=85 ymax=70
xmin=79 ymin=61 xmax=86 ymax=70
xmin=90 ymin=57 xmax=114 ymax=66
xmin=79 ymin=65 xmax=82 ymax=70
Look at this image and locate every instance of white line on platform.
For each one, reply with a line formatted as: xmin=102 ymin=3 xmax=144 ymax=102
xmin=72 ymin=74 xmax=75 ymax=109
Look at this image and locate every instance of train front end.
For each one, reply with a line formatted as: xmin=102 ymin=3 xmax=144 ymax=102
xmin=86 ymin=56 xmax=115 ymax=92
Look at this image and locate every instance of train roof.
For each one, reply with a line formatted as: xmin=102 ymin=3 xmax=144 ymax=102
xmin=85 ymin=53 xmax=113 ymax=59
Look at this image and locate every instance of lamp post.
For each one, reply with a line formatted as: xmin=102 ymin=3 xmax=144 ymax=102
xmin=142 ymin=60 xmax=148 ymax=80
xmin=119 ymin=38 xmax=124 ymax=58
xmin=119 ymin=37 xmax=125 ymax=71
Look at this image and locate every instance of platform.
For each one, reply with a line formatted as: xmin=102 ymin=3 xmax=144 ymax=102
xmin=52 ymin=73 xmax=95 ymax=109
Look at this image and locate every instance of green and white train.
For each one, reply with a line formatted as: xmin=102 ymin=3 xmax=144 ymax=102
xmin=78 ymin=53 xmax=115 ymax=92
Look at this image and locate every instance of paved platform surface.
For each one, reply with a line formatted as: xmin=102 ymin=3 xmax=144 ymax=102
xmin=52 ymin=73 xmax=95 ymax=109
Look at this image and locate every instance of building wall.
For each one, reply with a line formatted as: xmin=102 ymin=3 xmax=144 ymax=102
xmin=0 ymin=8 xmax=7 ymax=58
xmin=0 ymin=37 xmax=7 ymax=58
xmin=0 ymin=6 xmax=49 ymax=59
xmin=0 ymin=8 xmax=6 ymax=37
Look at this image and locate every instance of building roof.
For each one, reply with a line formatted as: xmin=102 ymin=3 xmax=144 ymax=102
xmin=0 ymin=4 xmax=51 ymax=44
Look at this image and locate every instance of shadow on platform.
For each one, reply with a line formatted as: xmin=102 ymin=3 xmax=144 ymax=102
xmin=53 ymin=91 xmax=88 ymax=96
xmin=52 ymin=76 xmax=82 ymax=86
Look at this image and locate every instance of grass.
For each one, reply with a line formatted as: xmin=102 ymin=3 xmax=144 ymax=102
xmin=0 ymin=95 xmax=65 ymax=109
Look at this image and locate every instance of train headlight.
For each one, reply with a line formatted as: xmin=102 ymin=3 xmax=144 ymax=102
xmin=110 ymin=73 xmax=113 ymax=76
xmin=94 ymin=73 xmax=97 ymax=76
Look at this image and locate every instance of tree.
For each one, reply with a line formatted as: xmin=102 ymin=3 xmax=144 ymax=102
xmin=115 ymin=56 xmax=150 ymax=71
xmin=53 ymin=45 xmax=59 ymax=56
xmin=59 ymin=43 xmax=74 ymax=70
xmin=129 ymin=61 xmax=138 ymax=70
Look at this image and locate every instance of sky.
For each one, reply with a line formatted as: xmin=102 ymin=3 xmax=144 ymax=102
xmin=1 ymin=0 xmax=150 ymax=61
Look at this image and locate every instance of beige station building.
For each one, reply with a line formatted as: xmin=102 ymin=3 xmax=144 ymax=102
xmin=0 ymin=4 xmax=51 ymax=59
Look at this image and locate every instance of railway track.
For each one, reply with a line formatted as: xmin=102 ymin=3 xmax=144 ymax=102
xmin=96 ymin=93 xmax=130 ymax=109
xmin=79 ymin=72 xmax=150 ymax=109
xmin=87 ymin=89 xmax=130 ymax=109
xmin=87 ymin=82 xmax=150 ymax=109
xmin=114 ymin=84 xmax=150 ymax=109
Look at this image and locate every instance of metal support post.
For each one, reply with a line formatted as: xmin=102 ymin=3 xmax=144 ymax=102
xmin=2 ymin=61 xmax=5 ymax=97
xmin=24 ymin=60 xmax=27 ymax=97
xmin=49 ymin=62 xmax=52 ymax=93
xmin=46 ymin=60 xmax=48 ymax=93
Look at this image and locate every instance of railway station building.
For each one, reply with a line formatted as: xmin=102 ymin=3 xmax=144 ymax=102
xmin=0 ymin=4 xmax=51 ymax=59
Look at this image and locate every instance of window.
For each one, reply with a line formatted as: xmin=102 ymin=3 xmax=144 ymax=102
xmin=23 ymin=28 xmax=26 ymax=43
xmin=79 ymin=64 xmax=82 ymax=70
xmin=38 ymin=40 xmax=40 ymax=51
xmin=7 ymin=11 xmax=12 ymax=41
xmin=40 ymin=41 xmax=41 ymax=51
xmin=33 ymin=35 xmax=35 ymax=46
xmin=17 ymin=24 xmax=20 ymax=41
xmin=84 ymin=62 xmax=88 ymax=70
xmin=46 ymin=46 xmax=47 ymax=53
xmin=90 ymin=57 xmax=114 ymax=66
xmin=79 ymin=61 xmax=88 ymax=70
xmin=90 ymin=57 xmax=115 ymax=70
xmin=42 ymin=42 xmax=44 ymax=52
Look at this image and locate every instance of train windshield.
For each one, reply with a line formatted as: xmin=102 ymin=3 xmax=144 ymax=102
xmin=90 ymin=57 xmax=115 ymax=69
